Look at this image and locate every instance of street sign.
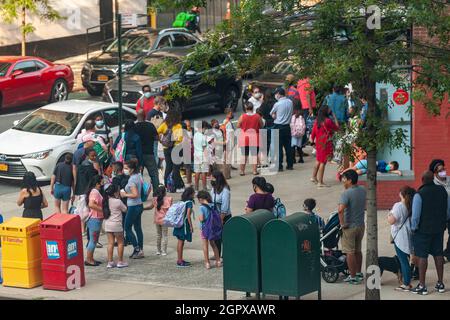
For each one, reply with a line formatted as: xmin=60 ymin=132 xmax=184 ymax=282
xmin=121 ymin=13 xmax=138 ymax=28
xmin=393 ymin=89 xmax=409 ymax=105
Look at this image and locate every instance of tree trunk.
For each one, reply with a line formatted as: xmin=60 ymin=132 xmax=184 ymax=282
xmin=364 ymin=76 xmax=380 ymax=301
xmin=21 ymin=6 xmax=26 ymax=56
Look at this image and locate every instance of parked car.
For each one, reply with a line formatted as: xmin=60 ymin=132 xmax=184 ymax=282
xmin=102 ymin=48 xmax=242 ymax=112
xmin=0 ymin=56 xmax=74 ymax=110
xmin=0 ymin=100 xmax=136 ymax=181
xmin=82 ymin=27 xmax=201 ymax=96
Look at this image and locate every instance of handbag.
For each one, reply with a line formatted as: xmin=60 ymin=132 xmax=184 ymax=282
xmin=390 ymin=215 xmax=409 ymax=244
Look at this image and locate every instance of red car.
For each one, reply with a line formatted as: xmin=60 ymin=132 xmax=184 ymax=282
xmin=0 ymin=56 xmax=74 ymax=110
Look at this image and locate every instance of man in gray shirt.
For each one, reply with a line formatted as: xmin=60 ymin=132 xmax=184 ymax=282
xmin=270 ymin=87 xmax=294 ymax=171
xmin=338 ymin=169 xmax=367 ymax=284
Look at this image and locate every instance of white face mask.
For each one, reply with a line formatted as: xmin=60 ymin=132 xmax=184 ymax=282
xmin=438 ymin=171 xmax=447 ymax=178
xmin=124 ymin=169 xmax=130 ymax=176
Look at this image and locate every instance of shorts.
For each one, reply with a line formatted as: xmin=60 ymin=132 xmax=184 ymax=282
xmin=412 ymin=231 xmax=444 ymax=259
xmin=194 ymin=162 xmax=209 ymax=173
xmin=241 ymin=146 xmax=259 ymax=157
xmin=291 ymin=136 xmax=303 ymax=147
xmin=54 ymin=183 xmax=71 ymax=201
xmin=341 ymin=225 xmax=365 ymax=254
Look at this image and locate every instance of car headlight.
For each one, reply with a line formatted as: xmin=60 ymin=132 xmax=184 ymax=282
xmin=22 ymin=150 xmax=52 ymax=160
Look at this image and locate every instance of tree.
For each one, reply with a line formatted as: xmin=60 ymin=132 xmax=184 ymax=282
xmin=0 ymin=0 xmax=61 ymax=56
xmin=183 ymin=0 xmax=449 ymax=300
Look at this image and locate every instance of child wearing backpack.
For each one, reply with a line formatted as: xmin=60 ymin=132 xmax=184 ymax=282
xmin=290 ymin=107 xmax=306 ymax=164
xmin=197 ymin=190 xmax=222 ymax=270
xmin=303 ymin=198 xmax=325 ymax=232
xmin=172 ymin=187 xmax=195 ymax=267
xmin=153 ymin=186 xmax=173 ymax=256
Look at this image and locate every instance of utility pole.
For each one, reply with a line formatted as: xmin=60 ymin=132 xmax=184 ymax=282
xmin=117 ymin=13 xmax=123 ymax=131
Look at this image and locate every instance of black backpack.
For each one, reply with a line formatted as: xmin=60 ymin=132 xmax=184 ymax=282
xmin=75 ymin=160 xmax=97 ymax=195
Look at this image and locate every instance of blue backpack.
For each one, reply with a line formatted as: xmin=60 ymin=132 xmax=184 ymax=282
xmin=202 ymin=205 xmax=223 ymax=241
xmin=273 ymin=198 xmax=286 ymax=219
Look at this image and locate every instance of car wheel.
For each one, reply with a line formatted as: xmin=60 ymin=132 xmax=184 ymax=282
xmin=50 ymin=79 xmax=69 ymax=103
xmin=220 ymin=86 xmax=240 ymax=112
xmin=86 ymin=86 xmax=103 ymax=96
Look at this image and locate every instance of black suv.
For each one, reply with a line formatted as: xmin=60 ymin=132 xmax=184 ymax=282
xmin=82 ymin=28 xmax=200 ymax=96
xmin=102 ymin=48 xmax=242 ymax=112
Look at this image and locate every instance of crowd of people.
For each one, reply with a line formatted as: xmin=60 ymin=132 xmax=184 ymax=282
xmin=12 ymin=79 xmax=449 ymax=295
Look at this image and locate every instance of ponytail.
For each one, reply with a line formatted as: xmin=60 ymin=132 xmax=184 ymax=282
xmin=155 ymin=185 xmax=167 ymax=211
xmin=103 ymin=184 xmax=119 ymax=220
xmin=400 ymin=186 xmax=416 ymax=217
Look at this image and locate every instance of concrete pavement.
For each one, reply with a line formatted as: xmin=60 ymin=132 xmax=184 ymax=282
xmin=0 ymin=147 xmax=449 ymax=300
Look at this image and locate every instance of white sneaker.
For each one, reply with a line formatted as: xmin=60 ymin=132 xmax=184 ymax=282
xmin=161 ymin=252 xmax=167 ymax=256
xmin=155 ymin=251 xmax=162 ymax=256
xmin=107 ymin=261 xmax=116 ymax=269
xmin=117 ymin=261 xmax=128 ymax=268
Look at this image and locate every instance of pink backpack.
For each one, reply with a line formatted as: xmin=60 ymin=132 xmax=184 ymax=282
xmin=291 ymin=115 xmax=306 ymax=137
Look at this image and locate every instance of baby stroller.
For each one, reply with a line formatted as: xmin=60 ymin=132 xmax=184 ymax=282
xmin=320 ymin=212 xmax=349 ymax=283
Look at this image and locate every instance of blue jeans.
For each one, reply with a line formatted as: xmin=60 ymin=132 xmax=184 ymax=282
xmin=125 ymin=205 xmax=144 ymax=250
xmin=86 ymin=218 xmax=102 ymax=253
xmin=394 ymin=244 xmax=411 ymax=286
xmin=153 ymin=141 xmax=158 ymax=163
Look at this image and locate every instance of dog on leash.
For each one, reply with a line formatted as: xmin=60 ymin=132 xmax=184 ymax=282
xmin=378 ymin=256 xmax=403 ymax=284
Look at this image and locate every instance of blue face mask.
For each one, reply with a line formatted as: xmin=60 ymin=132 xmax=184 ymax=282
xmin=96 ymin=120 xmax=104 ymax=128
xmin=385 ymin=165 xmax=391 ymax=172
xmin=144 ymin=92 xmax=152 ymax=99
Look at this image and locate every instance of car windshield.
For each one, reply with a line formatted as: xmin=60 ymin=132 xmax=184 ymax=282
xmin=0 ymin=63 xmax=11 ymax=76
xmin=272 ymin=61 xmax=299 ymax=75
xmin=128 ymin=56 xmax=182 ymax=79
xmin=13 ymin=109 xmax=83 ymax=136
xmin=106 ymin=35 xmax=155 ymax=54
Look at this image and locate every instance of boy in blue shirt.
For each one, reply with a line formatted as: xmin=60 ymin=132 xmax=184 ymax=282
xmin=303 ymin=198 xmax=325 ymax=231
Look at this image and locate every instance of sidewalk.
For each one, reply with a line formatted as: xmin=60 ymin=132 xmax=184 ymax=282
xmin=0 ymin=146 xmax=448 ymax=300
xmin=55 ymin=51 xmax=101 ymax=93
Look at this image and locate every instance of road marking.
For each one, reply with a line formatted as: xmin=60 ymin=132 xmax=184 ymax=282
xmin=0 ymin=111 xmax=29 ymax=119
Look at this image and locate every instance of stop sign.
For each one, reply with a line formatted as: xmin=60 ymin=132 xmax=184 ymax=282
xmin=393 ymin=89 xmax=409 ymax=105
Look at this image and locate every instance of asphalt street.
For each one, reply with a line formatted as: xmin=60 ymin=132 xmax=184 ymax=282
xmin=0 ymin=91 xmax=243 ymax=196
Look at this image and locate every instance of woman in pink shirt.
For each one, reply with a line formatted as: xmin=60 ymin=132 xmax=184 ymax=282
xmin=153 ymin=186 xmax=173 ymax=256
xmin=85 ymin=175 xmax=104 ymax=266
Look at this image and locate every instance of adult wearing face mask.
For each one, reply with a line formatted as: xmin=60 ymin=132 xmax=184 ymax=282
xmin=136 ymin=85 xmax=155 ymax=118
xmin=248 ymin=87 xmax=263 ymax=112
xmin=94 ymin=114 xmax=112 ymax=147
xmin=270 ymin=87 xmax=294 ymax=172
xmin=429 ymin=159 xmax=450 ymax=261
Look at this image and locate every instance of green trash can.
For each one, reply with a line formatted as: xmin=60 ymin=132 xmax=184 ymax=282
xmin=223 ymin=210 xmax=274 ymax=300
xmin=261 ymin=212 xmax=321 ymax=300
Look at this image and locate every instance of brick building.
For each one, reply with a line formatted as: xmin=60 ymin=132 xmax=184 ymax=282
xmin=362 ymin=23 xmax=450 ymax=209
